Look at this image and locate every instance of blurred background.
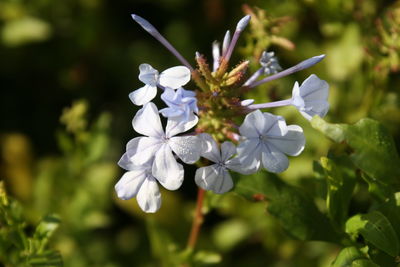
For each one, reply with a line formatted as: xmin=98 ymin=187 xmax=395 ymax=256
xmin=1 ymin=0 xmax=399 ymax=266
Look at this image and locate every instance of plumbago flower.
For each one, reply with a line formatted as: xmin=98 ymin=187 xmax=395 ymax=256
xmin=160 ymin=87 xmax=198 ymax=121
xmin=291 ymin=74 xmax=329 ymax=120
xmin=129 ymin=63 xmax=191 ymax=106
xmin=115 ymin=155 xmax=161 ymax=212
xmin=260 ymin=51 xmax=282 ymax=75
xmin=237 ymin=110 xmax=305 ymax=173
xmin=128 ymin=102 xmax=200 ymax=188
xmin=116 ymin=13 xmax=331 ymax=213
xmin=195 ymin=133 xmax=251 ymax=194
xmin=246 ymin=72 xmax=329 ymax=121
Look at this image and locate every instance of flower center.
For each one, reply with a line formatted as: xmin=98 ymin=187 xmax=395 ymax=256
xmin=216 ymin=161 xmax=226 ymax=168
xmin=259 ymin=134 xmax=268 ymax=143
xmin=161 ymin=135 xmax=170 ymax=144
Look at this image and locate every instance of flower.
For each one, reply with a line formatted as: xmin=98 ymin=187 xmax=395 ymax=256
xmin=126 ymin=102 xmax=201 ymax=190
xmin=195 ymin=133 xmax=249 ymax=194
xmin=237 ymin=110 xmax=305 ymax=173
xmin=291 ymin=74 xmax=329 ymax=120
xmin=129 ymin=63 xmax=191 ymax=106
xmin=115 ymin=154 xmax=161 ymax=213
xmin=245 ymin=74 xmax=329 ymax=121
xmin=160 ymin=87 xmax=199 ymax=121
xmin=259 ymin=51 xmax=282 ymax=75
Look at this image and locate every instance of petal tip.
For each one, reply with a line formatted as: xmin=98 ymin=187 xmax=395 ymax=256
xmin=236 ymin=15 xmax=251 ymax=31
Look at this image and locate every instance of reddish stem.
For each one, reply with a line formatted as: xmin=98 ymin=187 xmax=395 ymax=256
xmin=187 ymin=188 xmax=206 ymax=250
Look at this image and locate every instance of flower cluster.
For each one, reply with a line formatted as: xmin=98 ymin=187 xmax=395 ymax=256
xmin=115 ymin=13 xmax=330 ymax=212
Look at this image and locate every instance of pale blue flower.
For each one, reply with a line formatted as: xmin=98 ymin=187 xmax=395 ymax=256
xmin=246 ymin=74 xmax=329 ymax=121
xmin=259 ymin=51 xmax=282 ymax=75
xmin=159 ymin=87 xmax=199 ymax=121
xmin=115 ymin=155 xmax=161 ymax=213
xmin=125 ymin=102 xmax=201 ymax=191
xmin=237 ymin=110 xmax=305 ymax=173
xmin=129 ymin=63 xmax=191 ymax=106
xmin=195 ymin=133 xmax=251 ymax=194
xmin=291 ymin=74 xmax=329 ymax=120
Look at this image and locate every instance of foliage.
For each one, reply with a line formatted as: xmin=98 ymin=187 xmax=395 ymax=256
xmin=0 ymin=182 xmax=62 ymax=266
xmin=1 ymin=0 xmax=400 ymax=266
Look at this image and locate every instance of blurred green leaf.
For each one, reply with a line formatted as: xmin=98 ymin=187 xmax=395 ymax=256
xmin=331 ymin=246 xmax=366 ymax=267
xmin=85 ymin=113 xmax=112 ymax=164
xmin=320 ymin=156 xmax=356 ymax=228
xmin=28 ymin=250 xmax=63 ymax=266
xmin=368 ymin=246 xmax=398 ymax=267
xmin=193 ymin=250 xmax=222 ymax=266
xmin=60 ymin=100 xmax=88 ymax=135
xmin=146 ymin=217 xmax=182 ymax=266
xmin=1 ymin=16 xmax=51 ymax=46
xmin=325 ymin=23 xmax=363 ymax=80
xmin=212 ymin=219 xmax=251 ymax=251
xmin=0 ymin=182 xmax=62 ymax=266
xmin=33 ymin=214 xmax=60 ymax=252
xmin=345 ymin=211 xmax=399 ymax=257
xmin=233 ymin=172 xmax=340 ymax=242
xmin=350 ymin=259 xmax=380 ymax=267
xmin=311 ymin=117 xmax=400 ymax=195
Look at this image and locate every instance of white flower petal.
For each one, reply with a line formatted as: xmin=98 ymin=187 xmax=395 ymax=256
xmin=169 ymin=136 xmax=201 ymax=164
xmin=159 ymin=66 xmax=191 ymax=89
xmin=115 ymin=170 xmax=146 ymax=200
xmin=195 ymin=165 xmax=219 ymax=191
xmin=129 ymin=84 xmax=157 ymax=106
xmin=263 ymin=113 xmax=288 ymax=137
xmin=225 ymin=157 xmax=256 ymax=175
xmin=267 ymin=125 xmax=305 ymax=156
xmin=300 ymin=74 xmax=329 ymax=101
xmin=159 ymin=107 xmax=184 ymax=118
xmin=132 ymin=102 xmax=164 ymax=137
xmin=160 ymin=87 xmax=198 ymax=121
xmin=138 ymin=63 xmax=159 ymax=86
xmin=166 ymin=114 xmax=198 ymax=137
xmin=237 ymin=139 xmax=262 ymax=172
xmin=291 ymin=82 xmax=303 ymax=106
xmin=300 ymin=101 xmax=330 ymax=120
xmin=292 ymin=75 xmax=330 ymax=120
xmin=136 ymin=176 xmax=161 ymax=213
xmin=220 ymin=141 xmax=236 ymax=162
xmin=160 ymin=87 xmax=176 ymax=104
xmin=239 ymin=110 xmax=266 ymax=138
xmin=126 ymin=137 xmax=162 ymax=165
xmin=195 ymin=165 xmax=233 ymax=194
xmin=241 ymin=99 xmax=255 ymax=106
xmin=261 ymin=145 xmax=289 ymax=173
xmin=152 ymin=144 xmax=184 ymax=190
xmin=118 ymin=152 xmax=135 ymax=170
xmin=198 ymin=133 xmax=220 ymax=162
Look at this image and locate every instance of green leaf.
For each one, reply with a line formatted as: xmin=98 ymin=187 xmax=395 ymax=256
xmin=325 ymin=23 xmax=363 ymax=80
xmin=345 ymin=211 xmax=399 ymax=257
xmin=368 ymin=246 xmax=398 ymax=267
xmin=331 ymin=246 xmax=365 ymax=267
xmin=193 ymin=250 xmax=222 ymax=266
xmin=350 ymin=259 xmax=380 ymax=267
xmin=377 ymin=194 xmax=400 ymax=241
xmin=1 ymin=16 xmax=52 ymax=47
xmin=233 ymin=172 xmax=340 ymax=242
xmin=28 ymin=250 xmax=63 ymax=266
xmin=311 ymin=117 xmax=400 ymax=190
xmin=212 ymin=219 xmax=251 ymax=251
xmin=33 ymin=214 xmax=60 ymax=251
xmin=146 ymin=217 xmax=181 ymax=266
xmin=320 ymin=156 xmax=356 ymax=227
